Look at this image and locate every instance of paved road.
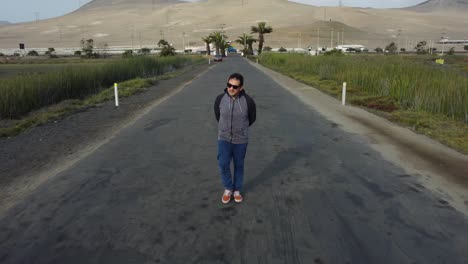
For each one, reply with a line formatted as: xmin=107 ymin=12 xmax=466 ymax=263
xmin=0 ymin=55 xmax=467 ymax=264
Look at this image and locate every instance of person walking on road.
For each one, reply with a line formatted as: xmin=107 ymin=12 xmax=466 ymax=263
xmin=214 ymin=73 xmax=256 ymax=204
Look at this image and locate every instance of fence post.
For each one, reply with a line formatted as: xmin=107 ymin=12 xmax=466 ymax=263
xmin=209 ymin=59 xmax=211 ymax=64
xmin=342 ymin=82 xmax=347 ymax=106
xmin=114 ymin=83 xmax=119 ymax=107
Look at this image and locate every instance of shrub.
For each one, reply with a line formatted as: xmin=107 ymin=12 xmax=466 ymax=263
xmin=139 ymin=47 xmax=151 ymax=55
xmin=160 ymin=46 xmax=175 ymax=57
xmin=241 ymin=48 xmax=252 ymax=56
xmin=385 ymin=42 xmax=398 ymax=53
xmin=44 ymin=47 xmax=55 ymax=55
xmin=122 ymin=50 xmax=134 ymax=58
xmin=447 ymin=47 xmax=455 ymax=55
xmin=278 ymin=47 xmax=287 ymax=52
xmin=415 ymin=41 xmax=427 ymax=54
xmin=323 ymin=49 xmax=343 ymax=56
xmin=81 ymin=39 xmax=94 ymax=58
xmin=27 ymin=50 xmax=39 ymax=56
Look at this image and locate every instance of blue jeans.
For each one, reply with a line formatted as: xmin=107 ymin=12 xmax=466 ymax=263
xmin=217 ymin=140 xmax=248 ymax=191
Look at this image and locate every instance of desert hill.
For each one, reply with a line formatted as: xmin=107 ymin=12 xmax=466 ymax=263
xmin=0 ymin=0 xmax=466 ymax=51
xmin=77 ymin=0 xmax=185 ymax=11
xmin=407 ymin=0 xmax=468 ymax=11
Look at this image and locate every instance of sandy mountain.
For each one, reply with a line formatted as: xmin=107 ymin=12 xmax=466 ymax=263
xmin=407 ymin=0 xmax=468 ymax=11
xmin=77 ymin=0 xmax=186 ymax=11
xmin=0 ymin=0 xmax=466 ymax=51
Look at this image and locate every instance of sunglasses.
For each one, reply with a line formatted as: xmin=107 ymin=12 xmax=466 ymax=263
xmin=227 ymin=82 xmax=241 ymax=89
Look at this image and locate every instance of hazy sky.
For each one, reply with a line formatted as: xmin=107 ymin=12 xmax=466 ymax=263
xmin=0 ymin=0 xmax=426 ymax=23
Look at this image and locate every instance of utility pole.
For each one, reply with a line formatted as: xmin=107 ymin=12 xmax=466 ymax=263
xmin=298 ymin=32 xmax=302 ymax=48
xmin=396 ymin=29 xmax=400 ymax=54
xmin=58 ymin=24 xmax=63 ymax=43
xmin=131 ymin=25 xmax=135 ymax=49
xmin=220 ymin=23 xmax=226 ymax=42
xmin=166 ymin=9 xmax=169 ymax=24
xmin=34 ymin=12 xmax=40 ymax=23
xmin=330 ymin=28 xmax=334 ymax=49
xmin=441 ymin=28 xmax=446 ymax=55
xmin=139 ymin=32 xmax=142 ymax=49
xmin=342 ymin=29 xmax=344 ymax=45
xmin=317 ymin=28 xmax=320 ymax=50
xmin=182 ymin=32 xmax=186 ymax=53
xmin=336 ymin=31 xmax=340 ymax=47
xmin=244 ymin=32 xmax=247 ymax=49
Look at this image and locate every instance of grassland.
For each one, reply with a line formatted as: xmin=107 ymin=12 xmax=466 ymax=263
xmin=258 ymin=53 xmax=468 ymax=153
xmin=0 ymin=55 xmax=204 ymax=137
xmin=0 ymin=55 xmax=203 ymax=119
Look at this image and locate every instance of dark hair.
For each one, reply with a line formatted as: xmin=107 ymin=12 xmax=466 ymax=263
xmin=228 ymin=73 xmax=244 ymax=86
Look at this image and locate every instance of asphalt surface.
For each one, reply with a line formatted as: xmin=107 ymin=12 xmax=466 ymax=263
xmin=1 ymin=55 xmax=467 ymax=264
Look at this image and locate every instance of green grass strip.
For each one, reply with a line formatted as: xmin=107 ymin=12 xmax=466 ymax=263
xmin=259 ymin=53 xmax=468 ymax=154
xmin=0 ymin=62 xmax=202 ymax=138
xmin=0 ymin=55 xmax=203 ymax=119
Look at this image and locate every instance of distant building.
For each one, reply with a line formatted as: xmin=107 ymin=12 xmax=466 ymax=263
xmin=336 ymin=45 xmax=367 ymax=52
xmin=437 ymin=37 xmax=468 ymax=44
xmin=184 ymin=44 xmax=215 ymax=55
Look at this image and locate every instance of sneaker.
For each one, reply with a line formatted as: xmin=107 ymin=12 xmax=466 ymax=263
xmin=222 ymin=190 xmax=232 ymax=204
xmin=233 ymin=191 xmax=243 ymax=203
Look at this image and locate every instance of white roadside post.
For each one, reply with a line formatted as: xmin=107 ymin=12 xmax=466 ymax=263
xmin=209 ymin=58 xmax=211 ymax=64
xmin=114 ymin=83 xmax=119 ymax=107
xmin=342 ymin=82 xmax=347 ymax=106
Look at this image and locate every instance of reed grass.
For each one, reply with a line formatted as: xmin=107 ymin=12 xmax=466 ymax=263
xmin=259 ymin=53 xmax=468 ymax=122
xmin=0 ymin=56 xmax=201 ymax=118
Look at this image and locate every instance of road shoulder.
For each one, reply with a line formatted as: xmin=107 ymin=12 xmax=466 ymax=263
xmin=248 ymin=59 xmax=468 ymax=216
xmin=0 ymin=63 xmax=213 ymax=216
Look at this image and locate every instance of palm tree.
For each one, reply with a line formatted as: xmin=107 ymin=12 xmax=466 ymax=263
xmin=235 ymin=33 xmax=257 ymax=55
xmin=157 ymin=39 xmax=170 ymax=47
xmin=251 ymin=22 xmax=273 ymax=55
xmin=201 ymin=36 xmax=212 ymax=56
xmin=209 ymin=31 xmax=227 ymax=56
xmin=235 ymin=33 xmax=253 ymax=50
xmin=220 ymin=39 xmax=230 ymax=57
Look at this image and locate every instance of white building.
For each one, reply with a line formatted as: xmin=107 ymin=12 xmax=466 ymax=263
xmin=336 ymin=45 xmax=367 ymax=52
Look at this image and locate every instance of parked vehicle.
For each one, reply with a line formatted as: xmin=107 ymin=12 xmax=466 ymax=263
xmin=213 ymin=54 xmax=223 ymax=62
